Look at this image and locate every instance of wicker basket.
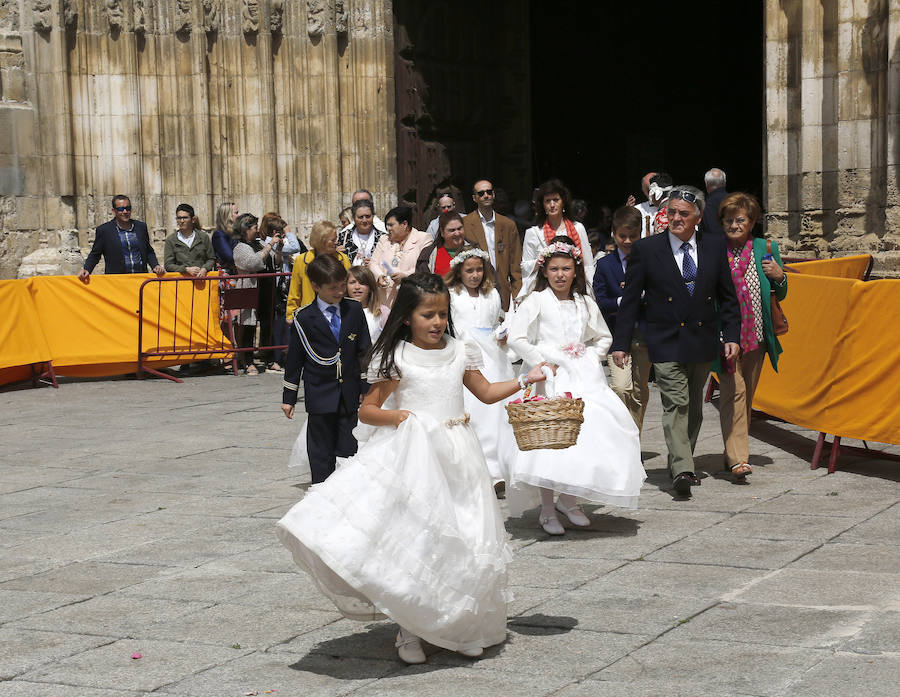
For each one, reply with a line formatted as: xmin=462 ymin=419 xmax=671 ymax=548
xmin=505 ymin=396 xmax=585 ymax=451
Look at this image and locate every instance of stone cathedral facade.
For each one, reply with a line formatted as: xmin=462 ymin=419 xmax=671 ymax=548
xmin=1 ymin=1 xmax=898 ymax=278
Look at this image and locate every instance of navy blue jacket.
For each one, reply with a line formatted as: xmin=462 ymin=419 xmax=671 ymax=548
xmin=282 ymin=297 xmax=371 ymax=413
xmin=83 ymin=219 xmax=160 ymax=274
xmin=611 ymin=231 xmax=740 ymax=364
xmin=592 ymin=251 xmax=628 ymax=336
xmin=699 ymin=188 xmax=728 ymax=237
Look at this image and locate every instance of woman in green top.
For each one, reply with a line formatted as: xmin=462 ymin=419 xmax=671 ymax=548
xmin=714 ymin=192 xmax=788 ymax=482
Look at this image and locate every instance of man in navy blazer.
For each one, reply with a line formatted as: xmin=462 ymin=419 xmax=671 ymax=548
xmin=593 ymin=206 xmax=651 ymax=432
xmin=281 ymin=254 xmax=371 ymax=483
xmin=78 ymin=195 xmax=165 ymax=283
xmin=611 ymin=185 xmax=740 ymax=496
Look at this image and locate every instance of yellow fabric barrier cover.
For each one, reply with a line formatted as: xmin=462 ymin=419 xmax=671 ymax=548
xmin=786 ymin=254 xmax=872 ymax=279
xmin=0 ymin=280 xmax=54 ymax=386
xmin=751 ymin=255 xmax=899 ymax=445
xmin=0 ymin=274 xmax=232 ymax=385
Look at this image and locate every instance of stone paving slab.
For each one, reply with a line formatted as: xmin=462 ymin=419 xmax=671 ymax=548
xmin=1 ymin=371 xmax=899 ymax=695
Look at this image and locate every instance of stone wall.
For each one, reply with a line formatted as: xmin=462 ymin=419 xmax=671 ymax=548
xmin=765 ymin=0 xmax=900 ymax=275
xmin=0 ymin=0 xmax=396 ymax=278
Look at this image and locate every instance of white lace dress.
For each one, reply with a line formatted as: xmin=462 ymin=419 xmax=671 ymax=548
xmin=449 ymin=288 xmax=517 ymax=483
xmin=276 ymin=335 xmax=512 ymax=653
xmin=506 ymin=288 xmax=646 ymax=511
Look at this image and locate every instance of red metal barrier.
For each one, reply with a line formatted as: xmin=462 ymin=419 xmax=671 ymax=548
xmin=137 ymin=271 xmax=290 ymax=383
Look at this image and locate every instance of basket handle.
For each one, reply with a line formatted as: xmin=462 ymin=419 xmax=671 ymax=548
xmin=541 ymin=364 xmax=557 ymax=398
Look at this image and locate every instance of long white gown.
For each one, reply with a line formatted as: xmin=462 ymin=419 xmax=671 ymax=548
xmin=449 ymin=287 xmax=517 ymax=483
xmin=518 ymin=222 xmax=596 ymax=301
xmin=276 ymin=335 xmax=512 ymax=653
xmin=506 ymin=288 xmax=645 ymax=511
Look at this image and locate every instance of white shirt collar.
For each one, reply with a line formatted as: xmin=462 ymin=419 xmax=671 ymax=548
xmin=177 ymin=230 xmax=195 ymax=247
xmin=479 ymin=208 xmax=495 ymax=225
xmin=668 ymin=229 xmax=697 ymax=256
xmin=617 ymin=248 xmax=628 ymax=264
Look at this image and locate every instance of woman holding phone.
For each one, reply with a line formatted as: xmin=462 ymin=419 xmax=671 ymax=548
xmin=714 ymin=192 xmax=788 ymax=482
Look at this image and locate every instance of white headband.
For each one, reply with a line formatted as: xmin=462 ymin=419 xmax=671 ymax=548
xmin=449 ymin=247 xmax=490 ymax=268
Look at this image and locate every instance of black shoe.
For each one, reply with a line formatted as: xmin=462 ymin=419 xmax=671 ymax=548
xmin=672 ymin=472 xmax=695 ymax=496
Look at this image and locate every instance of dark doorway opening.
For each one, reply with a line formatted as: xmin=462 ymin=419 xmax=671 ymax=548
xmin=393 ymin=1 xmax=764 ymax=231
xmin=530 ymin=1 xmax=765 ymax=231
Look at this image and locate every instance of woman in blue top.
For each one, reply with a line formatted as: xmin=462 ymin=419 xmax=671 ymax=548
xmin=212 ymin=202 xmax=240 ymax=273
xmin=714 ymin=192 xmax=788 ymax=482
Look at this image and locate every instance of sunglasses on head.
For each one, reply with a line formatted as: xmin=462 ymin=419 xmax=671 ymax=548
xmin=668 ymin=190 xmax=699 ymax=205
xmin=115 ymin=206 xmax=132 ymax=212
xmin=474 ymin=188 xmax=494 ymax=198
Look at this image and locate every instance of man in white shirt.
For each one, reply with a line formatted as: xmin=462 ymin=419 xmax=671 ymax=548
xmin=462 ymin=179 xmax=522 ymax=311
xmin=611 ymin=185 xmax=740 ymax=497
xmin=425 ymin=193 xmax=458 ymax=240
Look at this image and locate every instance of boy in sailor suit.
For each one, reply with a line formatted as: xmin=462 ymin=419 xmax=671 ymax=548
xmin=281 ymin=254 xmax=371 ymax=483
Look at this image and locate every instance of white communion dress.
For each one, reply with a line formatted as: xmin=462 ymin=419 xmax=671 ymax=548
xmin=276 ymin=335 xmax=512 ymax=653
xmin=449 ymin=287 xmax=517 ymax=483
xmin=506 ymin=288 xmax=646 ymax=511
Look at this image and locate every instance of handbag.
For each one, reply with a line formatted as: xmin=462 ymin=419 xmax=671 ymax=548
xmin=767 ymin=240 xmax=788 ymax=336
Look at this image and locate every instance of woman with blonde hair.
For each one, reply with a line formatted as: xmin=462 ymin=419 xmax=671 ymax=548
xmin=285 ymin=221 xmax=352 ymax=321
xmin=212 ymin=202 xmax=240 ymax=273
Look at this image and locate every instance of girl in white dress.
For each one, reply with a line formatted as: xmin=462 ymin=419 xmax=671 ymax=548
xmin=507 ymin=237 xmax=645 ymax=536
xmin=347 ymin=265 xmax=383 ymax=343
xmin=277 ymin=272 xmax=552 ymax=664
xmin=519 ymin=179 xmax=595 ymax=301
xmin=445 ymin=247 xmax=517 ymax=486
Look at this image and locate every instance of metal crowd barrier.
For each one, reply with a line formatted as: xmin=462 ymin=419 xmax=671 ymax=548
xmin=137 ymin=271 xmax=291 ymax=384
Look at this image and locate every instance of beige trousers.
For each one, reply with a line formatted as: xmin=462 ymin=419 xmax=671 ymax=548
xmin=718 ymin=347 xmax=766 ymax=466
xmin=608 ymin=328 xmax=652 ymax=432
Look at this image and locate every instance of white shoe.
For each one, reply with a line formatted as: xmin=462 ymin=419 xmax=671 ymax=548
xmin=458 ymin=646 xmax=484 ymax=657
xmin=396 ymin=628 xmax=426 ymax=664
xmin=539 ymin=512 xmax=565 ymax=535
xmin=556 ymin=502 xmax=590 ymax=527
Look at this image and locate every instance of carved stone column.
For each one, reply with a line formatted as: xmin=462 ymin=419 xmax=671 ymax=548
xmin=0 ymin=0 xmax=397 ymax=277
xmin=765 ymin=0 xmax=900 ymax=275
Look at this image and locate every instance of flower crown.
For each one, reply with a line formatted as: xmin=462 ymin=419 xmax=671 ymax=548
xmin=536 ymin=242 xmax=583 ymax=266
xmin=449 ymin=247 xmax=490 ymax=269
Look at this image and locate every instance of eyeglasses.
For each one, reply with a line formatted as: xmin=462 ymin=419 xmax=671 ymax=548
xmin=114 ymin=206 xmax=132 ymax=212
xmin=723 ymin=217 xmax=748 ymax=226
xmin=176 ymin=216 xmax=191 ymax=221
xmin=668 ymin=190 xmax=700 ymax=206
xmin=440 ymin=204 xmax=454 ymax=211
xmin=474 ymin=188 xmax=494 ymax=198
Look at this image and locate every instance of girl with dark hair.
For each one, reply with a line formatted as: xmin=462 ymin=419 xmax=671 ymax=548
xmin=277 ymin=272 xmax=553 ymax=665
xmin=519 ymin=179 xmax=596 ymax=300
xmin=444 ymin=247 xmax=517 ymax=489
xmin=507 ymin=237 xmax=645 ymax=535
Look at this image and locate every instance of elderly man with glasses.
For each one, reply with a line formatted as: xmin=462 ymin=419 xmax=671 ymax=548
xmin=610 ymin=185 xmax=740 ymax=497
xmin=78 ymin=194 xmax=165 ymax=283
xmin=462 ymin=179 xmax=522 ymax=311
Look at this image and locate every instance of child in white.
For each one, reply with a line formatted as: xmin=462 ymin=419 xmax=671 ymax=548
xmin=277 ymin=272 xmax=552 ymax=664
xmin=445 ymin=247 xmax=517 ymax=484
xmin=507 ymin=236 xmax=645 ymax=535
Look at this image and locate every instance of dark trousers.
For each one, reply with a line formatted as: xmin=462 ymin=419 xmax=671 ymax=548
xmin=271 ymin=315 xmax=289 ymax=365
xmin=306 ymin=409 xmax=359 ymax=483
xmin=237 ymin=324 xmax=257 ymax=370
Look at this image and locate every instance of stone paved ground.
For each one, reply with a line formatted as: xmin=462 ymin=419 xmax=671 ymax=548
xmin=1 ymin=370 xmax=899 ymax=697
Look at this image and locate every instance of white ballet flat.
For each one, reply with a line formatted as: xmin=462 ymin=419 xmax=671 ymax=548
xmin=458 ymin=646 xmax=484 ymax=658
xmin=395 ymin=628 xmax=426 ymax=664
xmin=556 ymin=502 xmax=591 ymax=527
xmin=539 ymin=513 xmax=565 ymax=535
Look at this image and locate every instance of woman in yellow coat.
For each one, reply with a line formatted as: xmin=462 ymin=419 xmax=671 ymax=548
xmin=285 ymin=221 xmax=351 ymax=322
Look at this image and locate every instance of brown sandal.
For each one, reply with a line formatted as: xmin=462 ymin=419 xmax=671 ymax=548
xmin=730 ymin=463 xmax=752 ymax=479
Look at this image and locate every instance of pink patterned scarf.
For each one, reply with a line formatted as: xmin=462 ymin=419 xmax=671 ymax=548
xmin=728 ymin=240 xmax=760 ymax=365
